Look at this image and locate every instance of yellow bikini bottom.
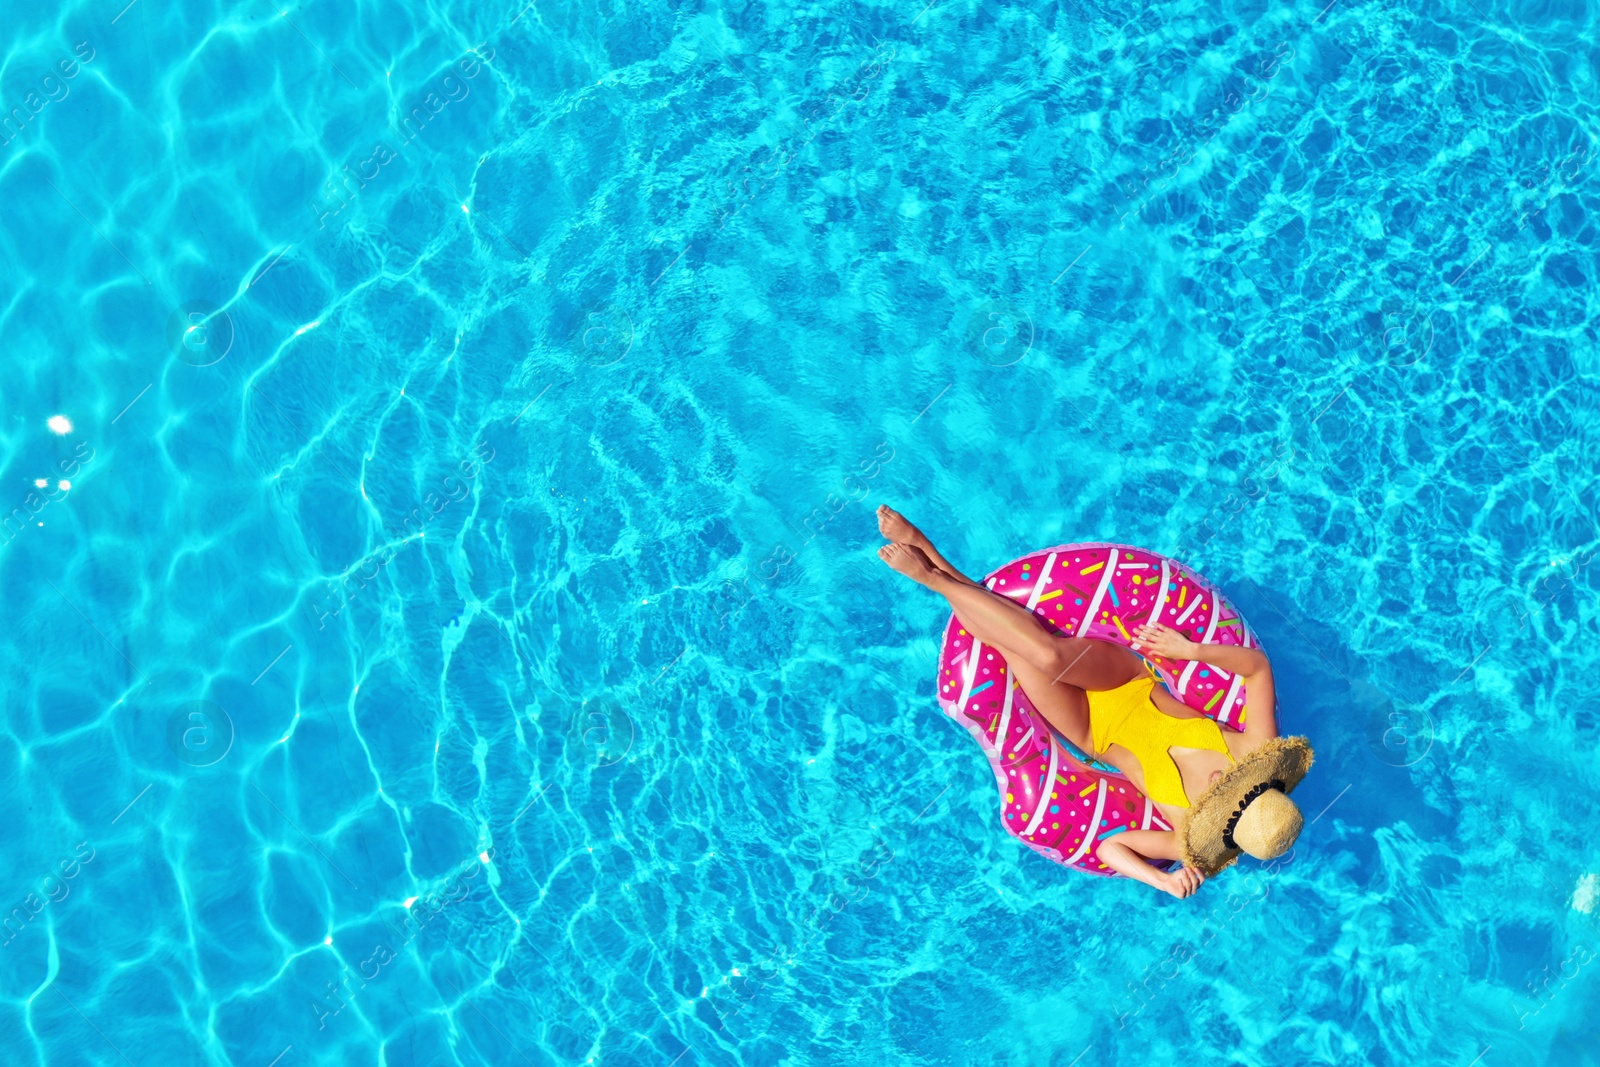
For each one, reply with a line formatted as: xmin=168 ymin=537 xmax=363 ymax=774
xmin=1087 ymin=674 xmax=1234 ymax=809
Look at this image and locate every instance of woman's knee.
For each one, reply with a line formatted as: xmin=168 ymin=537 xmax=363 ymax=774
xmin=1039 ymin=638 xmax=1092 ymax=682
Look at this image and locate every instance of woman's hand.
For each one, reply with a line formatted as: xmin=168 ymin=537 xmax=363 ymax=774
xmin=1131 ymin=622 xmax=1200 ymax=661
xmin=1093 ymin=831 xmax=1204 ymax=899
xmin=1157 ymin=865 xmax=1206 ymax=899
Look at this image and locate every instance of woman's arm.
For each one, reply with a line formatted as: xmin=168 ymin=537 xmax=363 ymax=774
xmin=1094 ymin=830 xmax=1205 ymax=899
xmin=1133 ymin=622 xmax=1278 ymax=741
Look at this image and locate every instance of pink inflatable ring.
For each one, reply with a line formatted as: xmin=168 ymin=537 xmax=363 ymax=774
xmin=935 ymin=542 xmax=1262 ymax=877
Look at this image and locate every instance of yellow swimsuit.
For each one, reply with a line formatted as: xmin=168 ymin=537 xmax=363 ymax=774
xmin=1087 ymin=674 xmax=1234 ymax=809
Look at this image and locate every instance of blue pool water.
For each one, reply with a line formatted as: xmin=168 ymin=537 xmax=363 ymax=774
xmin=1 ymin=0 xmax=1597 ymax=1062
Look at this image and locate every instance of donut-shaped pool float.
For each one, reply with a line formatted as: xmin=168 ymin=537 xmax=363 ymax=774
xmin=935 ymin=542 xmax=1261 ymax=877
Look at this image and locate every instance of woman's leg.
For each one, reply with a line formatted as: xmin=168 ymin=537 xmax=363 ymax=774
xmin=1004 ymin=655 xmax=1096 ymax=755
xmin=877 ymin=506 xmax=985 ymax=588
xmin=879 ymin=542 xmax=1144 ymax=691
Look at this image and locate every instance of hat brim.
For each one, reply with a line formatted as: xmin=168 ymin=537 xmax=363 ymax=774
xmin=1179 ymin=735 xmax=1315 ymax=876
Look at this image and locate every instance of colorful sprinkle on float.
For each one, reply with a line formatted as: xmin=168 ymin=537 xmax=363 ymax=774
xmin=935 ymin=542 xmax=1261 ymax=877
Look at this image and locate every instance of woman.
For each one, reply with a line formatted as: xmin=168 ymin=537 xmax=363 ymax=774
xmin=876 ymin=506 xmax=1313 ymax=899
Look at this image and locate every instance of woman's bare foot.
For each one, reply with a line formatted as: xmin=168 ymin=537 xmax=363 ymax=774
xmin=876 ymin=506 xmax=979 ymax=587
xmin=877 ymin=542 xmax=943 ymax=588
xmin=877 ymin=504 xmax=924 ymax=545
xmin=1156 ymin=865 xmax=1206 ymax=900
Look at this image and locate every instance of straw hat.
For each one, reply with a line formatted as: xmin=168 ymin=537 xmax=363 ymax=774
xmin=1180 ymin=736 xmax=1315 ymax=876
